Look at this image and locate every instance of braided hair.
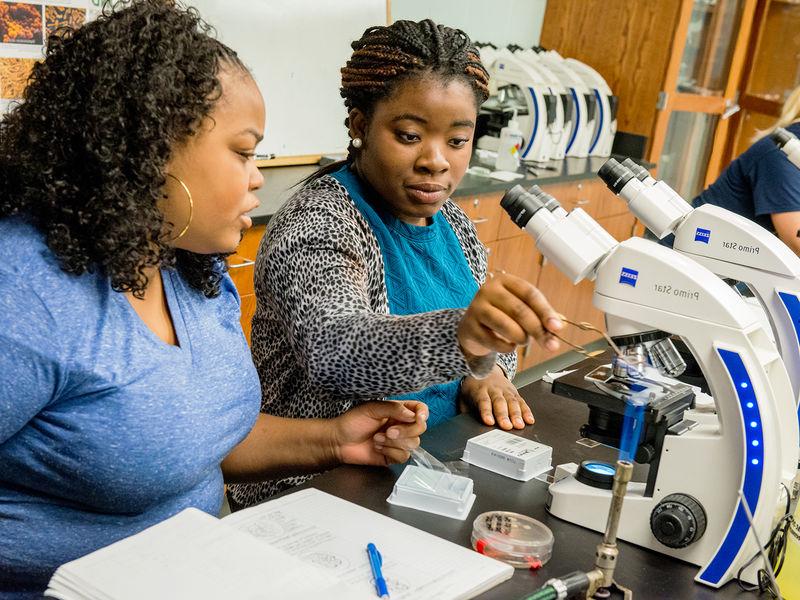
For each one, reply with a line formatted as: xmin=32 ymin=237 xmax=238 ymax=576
xmin=308 ymin=19 xmax=488 ymax=183
xmin=341 ymin=19 xmax=489 ymax=123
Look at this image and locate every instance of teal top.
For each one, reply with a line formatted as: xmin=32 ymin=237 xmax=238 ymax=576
xmin=331 ymin=164 xmax=479 ymax=426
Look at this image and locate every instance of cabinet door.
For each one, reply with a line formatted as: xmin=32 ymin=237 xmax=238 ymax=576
xmin=227 ymin=225 xmax=266 ymax=345
xmin=227 ymin=225 xmax=266 ymax=297
xmin=727 ymin=0 xmax=800 ymax=161
xmin=650 ymin=0 xmax=758 ymax=195
xmin=228 ymin=254 xmax=255 ymax=297
xmin=600 ymin=213 xmax=638 ymax=243
xmin=237 ymin=225 xmax=266 ymax=260
xmin=239 ymin=294 xmax=257 ymax=346
xmin=454 ymin=193 xmax=503 ymax=244
xmin=556 ymin=180 xmax=631 ymax=221
xmin=488 ymin=235 xmax=541 ymax=285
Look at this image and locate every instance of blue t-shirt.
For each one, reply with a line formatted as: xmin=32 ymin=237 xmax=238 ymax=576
xmin=0 ymin=217 xmax=260 ymax=597
xmin=692 ymin=122 xmax=800 ymax=230
xmin=331 ymin=165 xmax=479 ymax=427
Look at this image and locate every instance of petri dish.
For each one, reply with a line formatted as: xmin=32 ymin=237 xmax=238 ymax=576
xmin=471 ymin=510 xmax=554 ymax=568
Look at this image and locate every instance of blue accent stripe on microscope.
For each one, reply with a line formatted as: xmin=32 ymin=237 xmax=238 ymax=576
xmin=777 ymin=291 xmax=800 ymax=434
xmin=588 ymin=88 xmax=603 ymax=154
xmin=565 ymin=88 xmax=580 ymax=153
xmin=698 ymin=349 xmax=765 ymax=585
xmin=522 ymin=87 xmax=539 ymax=158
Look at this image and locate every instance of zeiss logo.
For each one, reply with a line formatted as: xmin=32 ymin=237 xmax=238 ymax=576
xmin=695 ymin=228 xmax=711 ymax=243
xmin=619 ymin=268 xmax=638 ymax=287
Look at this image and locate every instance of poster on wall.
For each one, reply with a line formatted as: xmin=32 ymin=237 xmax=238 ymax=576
xmin=0 ymin=0 xmax=99 ymax=115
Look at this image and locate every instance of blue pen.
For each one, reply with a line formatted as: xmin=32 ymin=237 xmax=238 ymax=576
xmin=366 ymin=542 xmax=390 ymax=599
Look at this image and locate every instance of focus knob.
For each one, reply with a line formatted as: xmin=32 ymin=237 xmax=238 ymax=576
xmin=650 ymin=493 xmax=706 ymax=549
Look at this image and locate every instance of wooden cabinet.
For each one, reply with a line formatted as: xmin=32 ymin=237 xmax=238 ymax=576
xmin=454 ymin=193 xmax=505 ymax=241
xmin=540 ymin=2 xmax=683 ymax=147
xmin=541 ymin=0 xmax=758 ymax=199
xmin=228 ymin=224 xmax=265 ymax=345
xmin=724 ymin=0 xmax=800 ymax=161
xmin=488 ymin=235 xmax=541 ymax=285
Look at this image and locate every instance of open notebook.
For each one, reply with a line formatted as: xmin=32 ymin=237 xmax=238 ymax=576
xmin=46 ymin=488 xmax=513 ymax=600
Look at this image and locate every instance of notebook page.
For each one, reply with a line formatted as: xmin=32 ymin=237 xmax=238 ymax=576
xmin=223 ymin=488 xmax=514 ymax=600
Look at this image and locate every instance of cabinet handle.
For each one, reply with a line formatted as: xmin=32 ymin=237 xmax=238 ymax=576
xmin=471 ymin=217 xmax=489 ymax=224
xmin=576 ymin=199 xmax=590 ymax=206
xmin=485 ymin=247 xmax=492 ymax=255
xmin=722 ymin=100 xmax=740 ymax=120
xmin=472 ymin=198 xmax=480 ymax=207
xmin=229 ymin=259 xmax=255 ymax=269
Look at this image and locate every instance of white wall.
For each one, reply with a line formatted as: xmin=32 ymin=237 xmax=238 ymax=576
xmin=189 ymin=0 xmax=386 ymax=157
xmin=390 ymin=0 xmax=547 ymax=49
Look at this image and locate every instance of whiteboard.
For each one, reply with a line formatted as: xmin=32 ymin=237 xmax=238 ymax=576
xmin=189 ymin=0 xmax=386 ymax=158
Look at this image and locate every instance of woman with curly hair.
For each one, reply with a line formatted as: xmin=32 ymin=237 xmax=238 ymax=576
xmin=0 ymin=1 xmax=426 ymax=595
xmin=228 ymin=20 xmax=564 ymax=508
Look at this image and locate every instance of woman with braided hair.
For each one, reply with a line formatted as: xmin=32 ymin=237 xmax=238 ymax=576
xmin=230 ymin=19 xmax=564 ymax=508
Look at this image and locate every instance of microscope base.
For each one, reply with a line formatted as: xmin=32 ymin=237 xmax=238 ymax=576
xmin=546 ymin=463 xmax=771 ymax=588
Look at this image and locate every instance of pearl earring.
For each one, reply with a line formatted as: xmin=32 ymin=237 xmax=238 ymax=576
xmin=352 ymin=137 xmax=362 ymax=149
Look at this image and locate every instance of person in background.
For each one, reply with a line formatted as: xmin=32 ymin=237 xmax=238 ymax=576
xmin=0 ymin=2 xmax=426 ymax=596
xmin=230 ymin=19 xmax=563 ymax=508
xmin=691 ymin=85 xmax=800 ymax=253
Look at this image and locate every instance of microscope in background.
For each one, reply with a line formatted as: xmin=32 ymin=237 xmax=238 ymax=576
xmin=500 ymin=184 xmax=799 ymax=588
xmin=598 ymin=157 xmax=800 ymax=433
xmin=772 ymin=127 xmax=800 ymax=168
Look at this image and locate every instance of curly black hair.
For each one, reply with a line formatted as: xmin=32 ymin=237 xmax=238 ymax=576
xmin=0 ymin=0 xmax=247 ymax=298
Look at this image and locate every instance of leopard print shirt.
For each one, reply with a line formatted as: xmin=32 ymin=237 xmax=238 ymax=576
xmin=228 ymin=175 xmax=517 ymax=507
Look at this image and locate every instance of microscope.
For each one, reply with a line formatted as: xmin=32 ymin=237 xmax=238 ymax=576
xmin=500 ymin=185 xmax=799 ymax=588
xmin=598 ymin=157 xmax=800 ymax=433
xmin=772 ymin=127 xmax=800 ymax=168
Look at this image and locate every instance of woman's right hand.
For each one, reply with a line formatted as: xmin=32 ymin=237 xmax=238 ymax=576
xmin=457 ymin=272 xmax=563 ymax=358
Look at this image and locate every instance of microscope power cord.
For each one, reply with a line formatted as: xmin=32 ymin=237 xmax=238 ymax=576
xmin=735 ymin=484 xmax=794 ymax=597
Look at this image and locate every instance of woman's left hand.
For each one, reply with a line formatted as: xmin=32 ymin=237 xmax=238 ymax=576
xmin=332 ymin=400 xmax=429 ymax=467
xmin=459 ymin=366 xmax=534 ymax=430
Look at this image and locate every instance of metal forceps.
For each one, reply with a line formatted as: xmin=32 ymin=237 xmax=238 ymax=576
xmin=547 ymin=314 xmax=622 ymax=358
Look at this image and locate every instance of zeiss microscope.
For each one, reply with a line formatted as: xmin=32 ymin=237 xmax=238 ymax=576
xmin=597 ymin=157 xmax=800 ymax=434
xmin=500 ymin=185 xmax=799 ymax=588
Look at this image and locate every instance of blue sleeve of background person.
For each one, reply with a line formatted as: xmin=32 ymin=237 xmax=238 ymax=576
xmin=752 ymin=144 xmax=800 ymax=218
xmin=0 ymin=272 xmax=66 ymax=444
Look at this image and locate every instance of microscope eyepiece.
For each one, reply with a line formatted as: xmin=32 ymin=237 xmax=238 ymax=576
xmin=500 ymin=184 xmax=554 ymax=228
xmin=528 ymin=184 xmax=562 ymax=212
xmin=770 ymin=127 xmax=795 ymax=149
xmin=620 ymin=157 xmax=650 ymax=182
xmin=598 ymin=158 xmax=634 ymax=194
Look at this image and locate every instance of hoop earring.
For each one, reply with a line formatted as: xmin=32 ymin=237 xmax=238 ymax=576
xmin=351 ymin=137 xmax=362 ymax=149
xmin=166 ymin=173 xmax=193 ymax=240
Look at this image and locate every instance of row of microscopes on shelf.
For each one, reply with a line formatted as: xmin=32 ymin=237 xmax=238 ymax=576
xmin=477 ymin=45 xmax=618 ymax=162
xmin=505 ymin=128 xmax=800 ymax=593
